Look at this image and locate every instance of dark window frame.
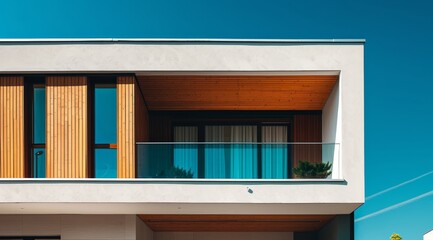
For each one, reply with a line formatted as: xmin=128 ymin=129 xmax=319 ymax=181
xmin=172 ymin=121 xmax=292 ymax=179
xmin=88 ymin=77 xmax=117 ymax=178
xmin=24 ymin=76 xmax=46 ymax=178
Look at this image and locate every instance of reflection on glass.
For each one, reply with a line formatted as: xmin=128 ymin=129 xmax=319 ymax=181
xmin=262 ymin=126 xmax=288 ymax=179
xmin=33 ymin=148 xmax=46 ymax=178
xmin=33 ymin=87 xmax=45 ymax=144
xmin=205 ymin=126 xmax=257 ymax=179
xmin=95 ymin=149 xmax=117 ymax=178
xmin=94 ymin=85 xmax=117 ymax=144
xmin=174 ymin=126 xmax=198 ymax=178
xmin=136 ymin=143 xmax=339 ymax=180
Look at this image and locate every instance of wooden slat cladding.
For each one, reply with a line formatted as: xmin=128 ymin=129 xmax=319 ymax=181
xmin=293 ymin=113 xmax=322 ymax=167
xmin=138 ymin=75 xmax=337 ymax=110
xmin=46 ymin=76 xmax=87 ymax=178
xmin=0 ymin=76 xmax=25 ymax=178
xmin=139 ymin=214 xmax=335 ymax=232
xmin=117 ymin=76 xmax=136 ymax=178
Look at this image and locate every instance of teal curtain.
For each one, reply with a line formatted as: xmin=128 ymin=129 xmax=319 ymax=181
xmin=262 ymin=126 xmax=288 ymax=179
xmin=230 ymin=126 xmax=257 ymax=179
xmin=174 ymin=126 xmax=198 ymax=178
xmin=205 ymin=126 xmax=257 ymax=179
xmin=205 ymin=126 xmax=227 ymax=178
xmin=204 ymin=144 xmax=228 ymax=178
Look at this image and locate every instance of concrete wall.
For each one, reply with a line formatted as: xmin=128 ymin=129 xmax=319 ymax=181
xmin=0 ymin=214 xmax=136 ymax=240
xmin=154 ymin=232 xmax=293 ymax=240
xmin=0 ymin=41 xmax=364 ymax=215
xmin=318 ymin=215 xmax=351 ymax=240
xmin=322 ymin=81 xmax=341 ymax=179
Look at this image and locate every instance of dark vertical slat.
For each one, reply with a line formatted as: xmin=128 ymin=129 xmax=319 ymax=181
xmin=293 ymin=113 xmax=322 ymax=167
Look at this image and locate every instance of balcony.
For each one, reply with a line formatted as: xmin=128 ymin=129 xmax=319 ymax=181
xmin=136 ymin=142 xmax=340 ymax=180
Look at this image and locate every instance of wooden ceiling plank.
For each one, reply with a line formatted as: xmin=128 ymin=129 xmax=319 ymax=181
xmin=137 ymin=75 xmax=337 ymax=111
xmin=138 ymin=214 xmax=335 ymax=232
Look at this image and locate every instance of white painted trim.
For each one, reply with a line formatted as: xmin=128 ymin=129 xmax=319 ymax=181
xmin=0 ymin=38 xmax=366 ymax=44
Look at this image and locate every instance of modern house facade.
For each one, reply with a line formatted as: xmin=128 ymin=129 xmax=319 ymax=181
xmin=0 ymin=39 xmax=364 ymax=240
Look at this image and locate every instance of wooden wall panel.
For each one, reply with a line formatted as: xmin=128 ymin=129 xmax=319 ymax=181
xmin=293 ymin=113 xmax=322 ymax=167
xmin=138 ymin=75 xmax=337 ymax=110
xmin=46 ymin=76 xmax=87 ymax=178
xmin=0 ymin=76 xmax=25 ymax=178
xmin=117 ymin=76 xmax=136 ymax=178
xmin=149 ymin=112 xmax=172 ymax=142
xmin=135 ymin=80 xmax=149 ymax=142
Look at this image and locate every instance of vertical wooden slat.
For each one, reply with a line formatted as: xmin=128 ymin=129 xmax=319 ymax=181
xmin=135 ymin=81 xmax=149 ymax=142
xmin=293 ymin=113 xmax=322 ymax=167
xmin=117 ymin=76 xmax=136 ymax=178
xmin=17 ymin=79 xmax=24 ymax=176
xmin=46 ymin=76 xmax=87 ymax=178
xmin=0 ymin=76 xmax=25 ymax=178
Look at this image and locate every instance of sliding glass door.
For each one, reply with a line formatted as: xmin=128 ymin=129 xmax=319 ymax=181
xmin=172 ymin=124 xmax=289 ymax=179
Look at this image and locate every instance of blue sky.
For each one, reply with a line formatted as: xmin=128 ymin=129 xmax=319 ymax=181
xmin=1 ymin=0 xmax=433 ymax=239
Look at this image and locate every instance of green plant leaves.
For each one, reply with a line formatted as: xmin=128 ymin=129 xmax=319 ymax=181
xmin=293 ymin=161 xmax=332 ymax=179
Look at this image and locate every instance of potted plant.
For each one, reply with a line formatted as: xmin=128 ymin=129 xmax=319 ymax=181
xmin=158 ymin=166 xmax=194 ymax=178
xmin=292 ymin=161 xmax=332 ymax=179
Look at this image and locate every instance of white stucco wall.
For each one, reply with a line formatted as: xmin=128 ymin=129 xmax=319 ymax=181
xmin=0 ymin=214 xmax=136 ymax=240
xmin=322 ymin=81 xmax=342 ymax=179
xmin=0 ymin=40 xmax=364 ymax=215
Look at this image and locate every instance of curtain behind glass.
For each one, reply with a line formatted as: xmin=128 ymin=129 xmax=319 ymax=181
xmin=174 ymin=126 xmax=198 ymax=178
xmin=205 ymin=126 xmax=226 ymax=178
xmin=230 ymin=126 xmax=258 ymax=178
xmin=205 ymin=125 xmax=257 ymax=179
xmin=262 ymin=126 xmax=288 ymax=179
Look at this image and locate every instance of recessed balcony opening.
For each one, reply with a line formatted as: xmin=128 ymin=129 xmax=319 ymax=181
xmin=138 ymin=214 xmax=350 ymax=240
xmin=135 ymin=74 xmax=340 ymax=180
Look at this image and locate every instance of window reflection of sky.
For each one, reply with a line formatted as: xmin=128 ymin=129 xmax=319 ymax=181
xmin=94 ymin=86 xmax=117 ymax=178
xmin=95 ymin=87 xmax=116 ymax=144
xmin=95 ymin=149 xmax=117 ymax=178
xmin=33 ymin=87 xmax=45 ymax=144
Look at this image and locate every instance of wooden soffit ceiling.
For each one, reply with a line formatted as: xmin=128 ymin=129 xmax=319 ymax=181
xmin=137 ymin=75 xmax=338 ymax=111
xmin=138 ymin=214 xmax=335 ymax=232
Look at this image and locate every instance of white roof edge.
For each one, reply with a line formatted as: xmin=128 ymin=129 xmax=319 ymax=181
xmin=0 ymin=38 xmax=366 ymax=44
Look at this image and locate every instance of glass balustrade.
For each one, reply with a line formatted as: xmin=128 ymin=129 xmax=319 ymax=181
xmin=136 ymin=143 xmax=340 ymax=180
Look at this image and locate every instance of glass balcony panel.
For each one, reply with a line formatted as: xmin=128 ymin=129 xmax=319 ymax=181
xmin=137 ymin=143 xmax=340 ymax=180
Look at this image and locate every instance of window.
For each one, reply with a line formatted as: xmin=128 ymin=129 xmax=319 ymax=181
xmin=171 ymin=124 xmax=290 ymax=179
xmin=90 ymin=79 xmax=117 ymax=178
xmin=26 ymin=78 xmax=46 ymax=178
